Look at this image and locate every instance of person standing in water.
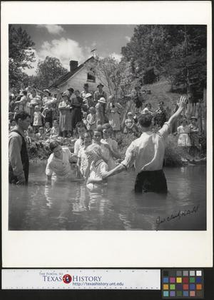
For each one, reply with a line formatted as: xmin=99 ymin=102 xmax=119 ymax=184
xmin=9 ymin=111 xmax=31 ymax=184
xmin=85 ymin=143 xmax=109 ymax=191
xmin=45 ymin=141 xmax=77 ymax=182
xmin=103 ymin=96 xmax=187 ymax=194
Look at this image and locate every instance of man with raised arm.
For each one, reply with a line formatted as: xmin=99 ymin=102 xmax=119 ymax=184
xmin=103 ymin=96 xmax=187 ymax=193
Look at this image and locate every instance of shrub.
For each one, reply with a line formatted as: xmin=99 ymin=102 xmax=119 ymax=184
xmin=116 ymin=133 xmax=186 ymax=167
xmin=164 ymin=135 xmax=185 ymax=167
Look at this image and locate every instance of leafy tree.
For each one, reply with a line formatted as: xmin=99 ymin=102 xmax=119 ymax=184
xmin=86 ymin=56 xmax=134 ymax=100
xmin=164 ymin=25 xmax=207 ymax=100
xmin=35 ymin=56 xmax=68 ymax=89
xmin=9 ymin=25 xmax=35 ymax=89
xmin=121 ymin=25 xmax=207 ymax=101
xmin=122 ymin=25 xmax=170 ymax=83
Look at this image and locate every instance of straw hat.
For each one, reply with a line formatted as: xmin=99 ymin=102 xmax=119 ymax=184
xmin=98 ymin=97 xmax=106 ymax=104
xmin=85 ymin=93 xmax=92 ymax=98
xmin=62 ymin=91 xmax=69 ymax=97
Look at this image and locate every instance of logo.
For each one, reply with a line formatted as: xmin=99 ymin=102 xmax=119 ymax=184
xmin=63 ymin=274 xmax=72 ymax=284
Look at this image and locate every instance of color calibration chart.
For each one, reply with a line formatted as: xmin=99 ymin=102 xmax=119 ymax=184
xmin=162 ymin=269 xmax=204 ymax=298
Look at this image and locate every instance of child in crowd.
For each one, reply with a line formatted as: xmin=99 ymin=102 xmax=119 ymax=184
xmin=44 ymin=122 xmax=51 ymax=137
xmin=42 ymin=103 xmax=53 ymax=128
xmin=33 ymin=105 xmax=43 ymax=133
xmin=85 ymin=93 xmax=94 ymax=109
xmin=177 ymin=118 xmax=191 ymax=150
xmin=36 ymin=127 xmax=46 ymax=140
xmin=124 ymin=112 xmax=138 ymax=134
xmin=85 ymin=143 xmax=109 ymax=191
xmin=86 ymin=107 xmax=96 ymax=132
xmin=25 ymin=125 xmax=34 ymax=145
xmin=77 ymin=132 xmax=92 ymax=178
xmin=50 ymin=120 xmax=59 ymax=139
xmin=141 ymin=103 xmax=153 ymax=115
xmin=74 ymin=122 xmax=86 ymax=155
xmin=82 ymin=112 xmax=88 ymax=127
xmin=189 ymin=116 xmax=201 ymax=156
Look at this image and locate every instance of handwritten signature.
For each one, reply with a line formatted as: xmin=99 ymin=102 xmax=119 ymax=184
xmin=156 ymin=205 xmax=200 ymax=229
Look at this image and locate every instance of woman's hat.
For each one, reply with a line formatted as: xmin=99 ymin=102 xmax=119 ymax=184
xmin=62 ymin=91 xmax=69 ymax=97
xmin=97 ymin=83 xmax=104 ymax=88
xmin=98 ymin=97 xmax=106 ymax=104
xmin=85 ymin=93 xmax=92 ymax=98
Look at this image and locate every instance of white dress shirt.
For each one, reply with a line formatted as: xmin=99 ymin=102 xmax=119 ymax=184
xmin=121 ymin=123 xmax=170 ymax=174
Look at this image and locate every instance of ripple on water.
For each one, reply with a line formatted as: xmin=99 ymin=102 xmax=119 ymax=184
xmin=9 ymin=165 xmax=206 ymax=230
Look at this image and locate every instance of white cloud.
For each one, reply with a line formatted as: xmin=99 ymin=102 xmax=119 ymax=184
xmin=110 ymin=52 xmax=122 ymax=62
xmin=125 ymin=36 xmax=131 ymax=42
xmin=37 ymin=25 xmax=65 ymax=35
xmin=37 ymin=38 xmax=90 ymax=69
xmin=23 ymin=38 xmax=92 ymax=76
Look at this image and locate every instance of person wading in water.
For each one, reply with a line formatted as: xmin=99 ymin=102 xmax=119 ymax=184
xmin=9 ymin=111 xmax=31 ymax=185
xmin=103 ymin=96 xmax=187 ymax=194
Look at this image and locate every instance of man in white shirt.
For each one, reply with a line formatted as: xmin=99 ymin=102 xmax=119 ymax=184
xmin=103 ymin=96 xmax=187 ymax=193
xmin=46 ymin=141 xmax=77 ymax=182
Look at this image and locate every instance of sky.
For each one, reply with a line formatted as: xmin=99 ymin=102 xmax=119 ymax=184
xmin=14 ymin=24 xmax=136 ymax=75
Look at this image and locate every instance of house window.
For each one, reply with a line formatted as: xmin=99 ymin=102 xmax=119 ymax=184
xmin=87 ymin=70 xmax=96 ymax=83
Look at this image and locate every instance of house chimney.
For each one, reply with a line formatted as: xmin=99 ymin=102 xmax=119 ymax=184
xmin=70 ymin=60 xmax=78 ymax=72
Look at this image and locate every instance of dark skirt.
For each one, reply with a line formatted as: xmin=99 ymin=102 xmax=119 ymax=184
xmin=134 ymin=169 xmax=167 ymax=194
xmin=71 ymin=108 xmax=82 ymax=130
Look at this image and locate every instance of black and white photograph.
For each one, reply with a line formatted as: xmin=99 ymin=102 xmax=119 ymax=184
xmin=2 ymin=2 xmax=212 ymax=268
xmin=8 ymin=23 xmax=207 ymax=231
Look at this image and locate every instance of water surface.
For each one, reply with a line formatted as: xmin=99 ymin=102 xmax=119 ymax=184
xmin=9 ymin=164 xmax=206 ymax=230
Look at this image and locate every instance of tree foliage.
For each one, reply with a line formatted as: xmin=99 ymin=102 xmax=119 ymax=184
xmin=86 ymin=56 xmax=135 ymax=100
xmin=35 ymin=56 xmax=68 ymax=89
xmin=9 ymin=25 xmax=35 ymax=89
xmin=121 ymin=25 xmax=207 ymax=100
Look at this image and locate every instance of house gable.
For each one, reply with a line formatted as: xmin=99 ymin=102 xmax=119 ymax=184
xmin=49 ymin=56 xmax=109 ymax=97
xmin=49 ymin=56 xmax=95 ymax=91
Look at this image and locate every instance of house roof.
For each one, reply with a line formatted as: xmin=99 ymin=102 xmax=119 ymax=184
xmin=49 ymin=56 xmax=95 ymax=89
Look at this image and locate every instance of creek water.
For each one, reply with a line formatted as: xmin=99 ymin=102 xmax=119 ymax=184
xmin=9 ymin=164 xmax=206 ymax=230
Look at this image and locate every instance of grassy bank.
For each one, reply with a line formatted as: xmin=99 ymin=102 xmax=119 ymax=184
xmin=141 ymin=80 xmax=181 ymax=110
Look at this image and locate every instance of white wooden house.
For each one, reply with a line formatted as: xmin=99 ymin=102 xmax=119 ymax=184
xmin=49 ymin=56 xmax=109 ymax=97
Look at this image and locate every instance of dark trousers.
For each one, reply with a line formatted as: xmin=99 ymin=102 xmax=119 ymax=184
xmin=134 ymin=169 xmax=167 ymax=194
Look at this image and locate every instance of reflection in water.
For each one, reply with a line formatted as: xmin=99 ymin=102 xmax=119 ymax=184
xmin=9 ymin=165 xmax=206 ymax=230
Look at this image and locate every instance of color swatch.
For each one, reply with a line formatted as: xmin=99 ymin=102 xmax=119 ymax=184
xmin=162 ymin=270 xmax=203 ymax=298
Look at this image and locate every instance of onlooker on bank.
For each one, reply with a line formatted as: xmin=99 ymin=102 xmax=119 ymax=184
xmin=9 ymin=111 xmax=31 ymax=185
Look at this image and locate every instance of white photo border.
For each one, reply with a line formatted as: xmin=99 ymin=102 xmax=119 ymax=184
xmin=1 ymin=1 xmax=212 ymax=267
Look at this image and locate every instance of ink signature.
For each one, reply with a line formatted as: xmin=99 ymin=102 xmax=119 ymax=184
xmin=156 ymin=204 xmax=200 ymax=229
